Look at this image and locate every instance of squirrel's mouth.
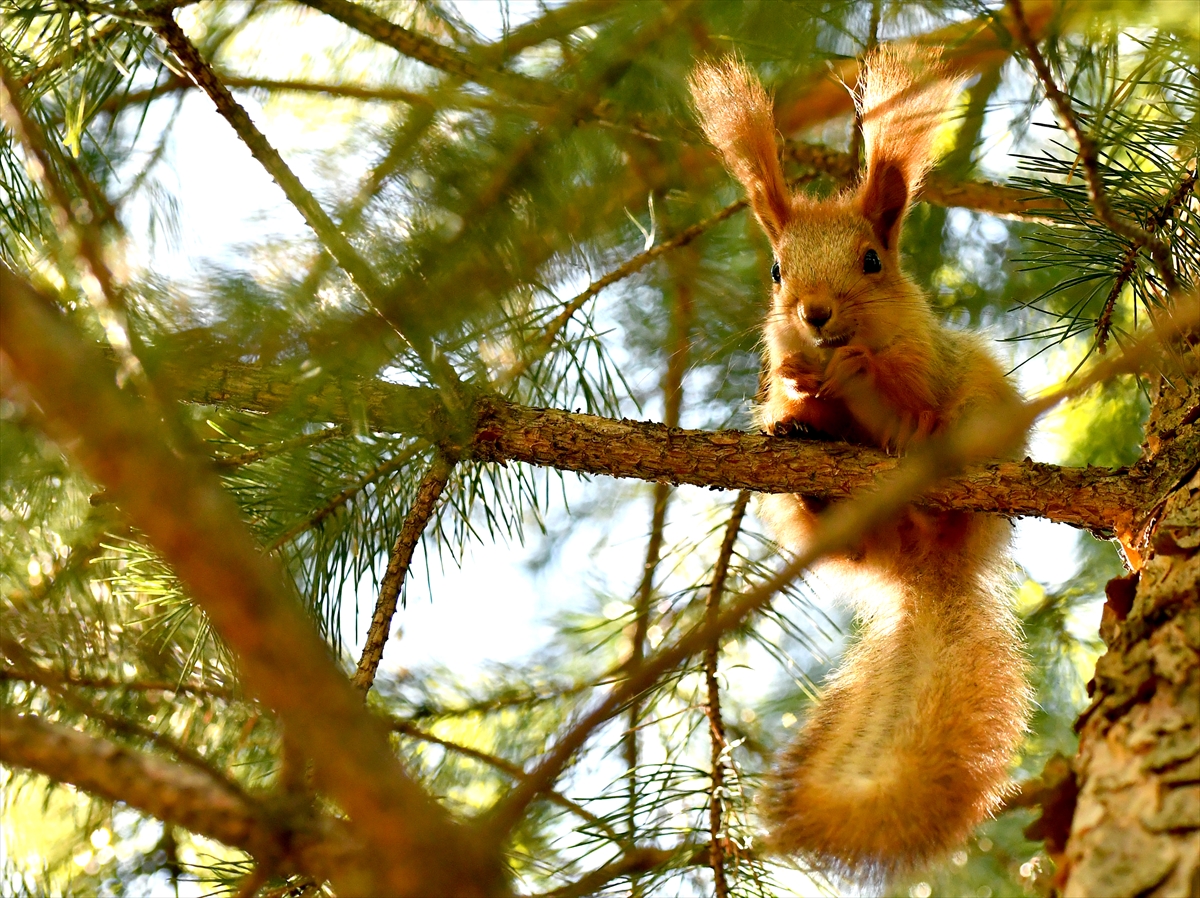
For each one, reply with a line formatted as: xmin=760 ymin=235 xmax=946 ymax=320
xmin=814 ymin=332 xmax=851 ymax=349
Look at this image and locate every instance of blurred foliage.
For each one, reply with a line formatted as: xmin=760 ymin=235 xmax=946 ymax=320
xmin=1 ymin=0 xmax=1197 ymax=895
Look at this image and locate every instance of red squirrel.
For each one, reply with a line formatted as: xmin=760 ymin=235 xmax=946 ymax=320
xmin=690 ymin=48 xmax=1031 ymax=879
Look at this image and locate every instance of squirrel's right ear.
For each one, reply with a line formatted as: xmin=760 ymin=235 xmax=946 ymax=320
xmin=690 ymin=58 xmax=791 ymax=242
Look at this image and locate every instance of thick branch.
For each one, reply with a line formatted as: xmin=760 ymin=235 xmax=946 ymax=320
xmin=0 ymin=711 xmax=365 ymax=889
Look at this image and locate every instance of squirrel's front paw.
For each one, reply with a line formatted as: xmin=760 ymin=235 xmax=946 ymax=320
xmin=767 ymin=417 xmax=835 ymax=441
xmin=820 ymin=345 xmax=875 ymax=398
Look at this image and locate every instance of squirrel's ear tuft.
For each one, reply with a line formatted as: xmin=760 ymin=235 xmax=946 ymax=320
xmin=690 ymin=57 xmax=791 ymax=241
xmin=856 ymin=45 xmax=961 ymax=249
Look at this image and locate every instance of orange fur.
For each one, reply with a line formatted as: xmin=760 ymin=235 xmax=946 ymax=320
xmin=691 ymin=47 xmax=1032 ymax=881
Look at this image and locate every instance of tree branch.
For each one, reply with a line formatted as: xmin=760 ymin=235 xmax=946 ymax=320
xmin=159 ymin=351 xmax=1148 ymax=535
xmin=297 ymin=0 xmax=559 ymax=106
xmin=0 ymin=711 xmax=369 ymax=890
xmin=0 ymin=711 xmax=272 ymax=856
xmin=773 ymin=0 xmax=1067 ymax=135
xmin=389 ymin=718 xmax=618 ymax=841
xmin=353 ymin=453 xmax=455 ymax=692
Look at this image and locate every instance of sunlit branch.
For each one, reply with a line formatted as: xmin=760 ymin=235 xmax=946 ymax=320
xmin=1096 ymin=171 xmax=1197 ymax=352
xmin=528 ymin=846 xmax=680 ymax=898
xmin=298 ymin=0 xmax=560 ymax=106
xmin=475 ymin=0 xmax=619 ymax=66
xmin=167 ymin=353 xmax=1151 ymax=534
xmin=353 ymin=453 xmax=455 ymax=693
xmin=774 ymin=0 xmax=1066 ymax=135
xmin=149 ymin=14 xmax=402 ymax=322
xmin=498 ymin=201 xmax=744 ymax=387
xmin=214 ymin=424 xmax=349 ymax=468
xmin=0 ymin=711 xmax=273 ymax=856
xmin=0 ymin=710 xmax=367 ymax=890
xmin=0 ymin=666 xmax=236 ymax=701
xmin=1 ymin=638 xmax=252 ymax=805
xmin=704 ymin=491 xmax=750 ymax=898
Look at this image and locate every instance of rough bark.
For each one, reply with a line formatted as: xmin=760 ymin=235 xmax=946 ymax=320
xmin=1059 ymin=344 xmax=1200 ymax=898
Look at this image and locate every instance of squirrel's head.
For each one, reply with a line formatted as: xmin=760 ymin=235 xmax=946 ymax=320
xmin=690 ymin=48 xmax=959 ymax=355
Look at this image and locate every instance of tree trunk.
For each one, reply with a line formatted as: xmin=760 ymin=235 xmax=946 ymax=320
xmin=1062 ymin=342 xmax=1200 ymax=898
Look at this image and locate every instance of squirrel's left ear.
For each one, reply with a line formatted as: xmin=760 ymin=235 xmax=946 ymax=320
xmin=855 ymin=45 xmax=960 ymax=250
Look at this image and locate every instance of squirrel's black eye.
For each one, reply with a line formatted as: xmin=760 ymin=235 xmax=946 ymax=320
xmin=863 ymin=248 xmax=882 ymax=274
xmin=771 ymin=260 xmax=781 ymax=284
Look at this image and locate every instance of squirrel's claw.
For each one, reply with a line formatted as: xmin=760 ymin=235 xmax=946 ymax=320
xmin=882 ymin=408 xmax=940 ymax=454
xmin=819 ymin=345 xmax=875 ymax=399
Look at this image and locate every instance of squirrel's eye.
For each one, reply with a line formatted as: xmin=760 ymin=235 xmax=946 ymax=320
xmin=771 ymin=260 xmax=781 ymax=284
xmin=863 ymin=248 xmax=882 ymax=274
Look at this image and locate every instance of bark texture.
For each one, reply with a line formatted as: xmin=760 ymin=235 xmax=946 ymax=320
xmin=1063 ymin=346 xmax=1200 ymax=898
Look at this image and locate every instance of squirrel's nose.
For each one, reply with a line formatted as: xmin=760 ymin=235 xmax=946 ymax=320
xmin=803 ymin=304 xmax=831 ymax=329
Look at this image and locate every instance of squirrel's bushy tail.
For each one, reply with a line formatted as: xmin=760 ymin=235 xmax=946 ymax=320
xmin=762 ymin=551 xmax=1030 ymax=879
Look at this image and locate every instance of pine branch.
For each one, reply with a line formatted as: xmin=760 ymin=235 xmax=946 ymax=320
xmin=0 ymin=264 xmax=499 ymax=896
xmin=0 ymin=666 xmax=236 ymax=701
xmin=0 ymin=711 xmax=274 ymax=857
xmin=531 ymin=846 xmax=679 ymax=898
xmin=773 ymin=0 xmax=1068 ymax=135
xmin=297 ymin=0 xmax=560 ymax=107
xmin=353 ymin=453 xmax=455 ymax=693
xmin=704 ymin=492 xmax=750 ymax=898
xmin=1 ymin=637 xmax=253 ymax=805
xmin=1006 ymin=0 xmax=1177 ymax=289
xmin=267 ymin=443 xmax=425 ymax=552
xmin=214 ymin=424 xmax=349 ymax=468
xmin=498 ymin=201 xmax=744 ymax=387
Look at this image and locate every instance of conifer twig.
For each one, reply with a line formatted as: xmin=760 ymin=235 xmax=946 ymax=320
xmin=214 ymin=425 xmax=349 ymax=468
xmin=353 ymin=453 xmax=455 ymax=693
xmin=267 ymin=444 xmax=425 ymax=552
xmin=389 ymin=719 xmax=618 ymax=841
xmin=498 ymin=202 xmax=743 ymax=387
xmin=150 ymin=14 xmax=390 ymax=305
xmin=1006 ymin=0 xmax=1177 ymax=291
xmin=704 ymin=491 xmax=750 ymax=898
